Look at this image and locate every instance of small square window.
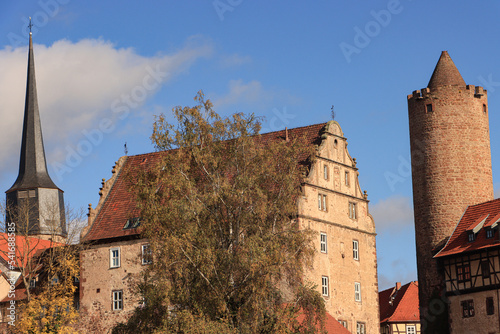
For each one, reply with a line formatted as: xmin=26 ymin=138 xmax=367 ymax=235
xmin=321 ymin=276 xmax=329 ymax=296
xmin=354 ymin=282 xmax=361 ymax=302
xmin=468 ymin=233 xmax=476 ymax=242
xmin=142 ymin=244 xmax=153 ymax=265
xmin=426 ymin=104 xmax=433 ymax=113
xmin=457 ymin=264 xmax=471 ymax=283
xmin=112 ymin=290 xmax=123 ymax=311
xmin=356 ymin=322 xmax=365 ymax=334
xmin=486 ymin=228 xmax=494 ymax=239
xmin=353 ymin=240 xmax=359 ymax=260
xmin=406 ymin=325 xmax=416 ymax=334
xmin=487 ymin=297 xmax=495 ymax=315
xmin=318 ymin=194 xmax=327 ymax=211
xmin=110 ymin=247 xmax=121 ymax=268
xmin=349 ymin=202 xmax=357 ymax=219
xmin=481 ymin=261 xmax=490 ymax=279
xmin=320 ymin=233 xmax=327 ymax=253
xmin=461 ymin=299 xmax=474 ymax=318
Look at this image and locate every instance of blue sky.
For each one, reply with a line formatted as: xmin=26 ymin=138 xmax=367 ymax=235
xmin=1 ymin=1 xmax=499 ymax=291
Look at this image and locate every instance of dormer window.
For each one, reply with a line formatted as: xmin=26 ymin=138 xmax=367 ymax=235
xmin=468 ymin=232 xmax=476 ymax=242
xmin=124 ymin=217 xmax=141 ymax=230
xmin=486 ymin=228 xmax=495 ymax=239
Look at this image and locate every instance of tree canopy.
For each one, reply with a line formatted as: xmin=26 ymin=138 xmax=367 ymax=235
xmin=115 ymin=92 xmax=325 ymax=333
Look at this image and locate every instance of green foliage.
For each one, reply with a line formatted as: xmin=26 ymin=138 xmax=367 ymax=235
xmin=115 ymin=91 xmax=325 ymax=333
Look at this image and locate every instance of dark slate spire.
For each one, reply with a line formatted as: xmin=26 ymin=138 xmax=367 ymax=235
xmin=427 ymin=51 xmax=466 ymax=89
xmin=7 ymin=33 xmax=59 ymax=193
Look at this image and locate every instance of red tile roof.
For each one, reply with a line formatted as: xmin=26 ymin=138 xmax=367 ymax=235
xmin=83 ymin=123 xmax=328 ymax=242
xmin=0 ymin=233 xmax=63 ymax=269
xmin=296 ymin=311 xmax=352 ymax=334
xmin=379 ymin=281 xmax=419 ymax=324
xmin=435 ymin=198 xmax=500 ymax=258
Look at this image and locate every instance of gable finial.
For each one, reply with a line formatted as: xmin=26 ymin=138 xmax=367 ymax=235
xmin=330 ymin=105 xmax=335 ymax=120
xmin=28 ymin=17 xmax=33 ymax=34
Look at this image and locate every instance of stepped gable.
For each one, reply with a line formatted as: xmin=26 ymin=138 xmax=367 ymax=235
xmin=427 ymin=51 xmax=466 ymax=89
xmin=83 ymin=123 xmax=327 ymax=242
xmin=379 ymin=281 xmax=419 ymax=323
xmin=435 ymin=198 xmax=500 ymax=258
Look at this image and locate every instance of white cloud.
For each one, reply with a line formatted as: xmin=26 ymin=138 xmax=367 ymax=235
xmin=371 ymin=195 xmax=414 ymax=230
xmin=0 ymin=36 xmax=212 ymax=176
xmin=212 ymin=79 xmax=273 ymax=108
xmin=219 ymin=53 xmax=252 ymax=68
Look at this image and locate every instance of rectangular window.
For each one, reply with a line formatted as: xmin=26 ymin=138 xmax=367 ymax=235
xmin=468 ymin=233 xmax=476 ymax=242
xmin=487 ymin=297 xmax=494 ymax=315
xmin=481 ymin=260 xmax=490 ymax=279
xmin=112 ymin=290 xmax=123 ymax=311
xmin=318 ymin=194 xmax=327 ymax=211
xmin=324 ymin=165 xmax=328 ymax=180
xmin=353 ymin=240 xmax=359 ymax=260
xmin=406 ymin=325 xmax=416 ymax=334
xmin=321 ymin=276 xmax=329 ymax=296
xmin=29 ymin=279 xmax=36 ymax=289
xmin=457 ymin=264 xmax=471 ymax=283
xmin=345 ymin=171 xmax=350 ymax=186
xmin=320 ymin=233 xmax=327 ymax=253
xmin=426 ymin=103 xmax=433 ymax=112
xmin=142 ymin=244 xmax=153 ymax=265
xmin=338 ymin=320 xmax=347 ymax=329
xmin=486 ymin=228 xmax=494 ymax=238
xmin=110 ymin=247 xmax=121 ymax=268
xmin=356 ymin=322 xmax=365 ymax=334
xmin=354 ymin=282 xmax=361 ymax=302
xmin=349 ymin=202 xmax=357 ymax=219
xmin=461 ymin=299 xmax=474 ymax=318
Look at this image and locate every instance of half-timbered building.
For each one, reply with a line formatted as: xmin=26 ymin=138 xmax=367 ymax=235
xmin=434 ymin=198 xmax=500 ymax=334
xmin=379 ymin=281 xmax=420 ymax=334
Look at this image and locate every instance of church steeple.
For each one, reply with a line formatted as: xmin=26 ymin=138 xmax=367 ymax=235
xmin=6 ymin=31 xmax=66 ymax=241
xmin=7 ymin=32 xmax=58 ymax=192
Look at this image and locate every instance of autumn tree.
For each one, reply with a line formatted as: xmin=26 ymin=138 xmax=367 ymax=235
xmin=114 ymin=92 xmax=326 ymax=333
xmin=0 ymin=201 xmax=84 ymax=333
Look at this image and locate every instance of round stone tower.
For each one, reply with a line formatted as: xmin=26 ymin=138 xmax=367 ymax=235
xmin=407 ymin=51 xmax=493 ymax=333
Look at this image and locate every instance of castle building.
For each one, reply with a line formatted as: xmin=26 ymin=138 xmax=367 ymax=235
xmin=80 ymin=121 xmax=380 ymax=333
xmin=5 ymin=32 xmax=66 ymax=243
xmin=407 ymin=51 xmax=494 ymax=333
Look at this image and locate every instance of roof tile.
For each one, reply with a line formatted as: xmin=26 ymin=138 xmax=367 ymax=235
xmin=83 ymin=123 xmax=327 ymax=242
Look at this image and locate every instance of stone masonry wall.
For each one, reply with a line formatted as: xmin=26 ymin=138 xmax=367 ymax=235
xmin=299 ymin=121 xmax=379 ymax=334
xmin=80 ymin=238 xmax=149 ymax=333
xmin=408 ymin=84 xmax=493 ymax=330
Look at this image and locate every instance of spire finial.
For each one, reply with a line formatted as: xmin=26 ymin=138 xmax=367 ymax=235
xmin=28 ymin=17 xmax=33 ymax=34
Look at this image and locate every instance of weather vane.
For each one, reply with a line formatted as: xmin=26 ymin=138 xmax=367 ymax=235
xmin=28 ymin=17 xmax=33 ymax=33
xmin=124 ymin=142 xmax=128 ymax=156
xmin=330 ymin=105 xmax=335 ymax=120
